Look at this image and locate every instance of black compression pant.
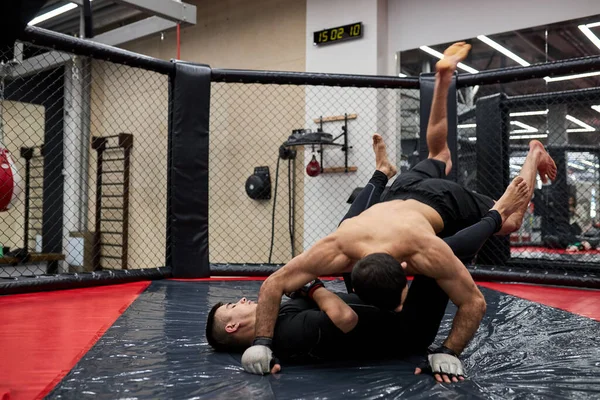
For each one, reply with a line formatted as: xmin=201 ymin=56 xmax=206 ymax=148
xmin=340 ymin=170 xmax=502 ymax=353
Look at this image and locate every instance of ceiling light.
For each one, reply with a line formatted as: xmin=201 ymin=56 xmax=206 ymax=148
xmin=477 ymin=35 xmax=531 ymax=67
xmin=579 ymin=25 xmax=600 ymax=51
xmin=544 ymin=71 xmax=600 ymax=82
xmin=398 ymin=73 xmax=407 ymax=78
xmin=510 ymin=134 xmax=548 ymax=140
xmin=580 ymin=160 xmax=600 ymax=168
xmin=568 ymin=162 xmax=587 ymax=171
xmin=586 ymin=22 xmax=600 ymax=28
xmin=509 ymin=110 xmax=548 ymax=117
xmin=419 ymin=46 xmax=479 ymax=74
xmin=566 ymin=114 xmax=595 ymax=132
xmin=510 ymin=121 xmax=538 ymax=133
xmin=28 ymin=2 xmax=79 ymax=26
xmin=458 ymin=123 xmax=477 ymax=129
xmin=591 ymin=105 xmax=600 ymax=113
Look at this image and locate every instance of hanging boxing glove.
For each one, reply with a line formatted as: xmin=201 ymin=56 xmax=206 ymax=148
xmin=306 ymin=154 xmax=320 ymax=177
xmin=0 ymin=147 xmax=22 ymax=212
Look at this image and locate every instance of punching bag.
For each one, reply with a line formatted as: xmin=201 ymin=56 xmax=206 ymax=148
xmin=306 ymin=154 xmax=320 ymax=177
xmin=0 ymin=147 xmax=22 ymax=212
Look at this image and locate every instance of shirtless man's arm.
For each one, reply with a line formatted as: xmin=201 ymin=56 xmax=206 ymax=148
xmin=409 ymin=233 xmax=486 ymax=354
xmin=241 ymin=235 xmax=352 ymax=375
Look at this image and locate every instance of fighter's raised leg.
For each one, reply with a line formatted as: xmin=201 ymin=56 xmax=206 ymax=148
xmin=497 ymin=140 xmax=557 ymax=235
xmin=426 ymin=42 xmax=471 ymax=176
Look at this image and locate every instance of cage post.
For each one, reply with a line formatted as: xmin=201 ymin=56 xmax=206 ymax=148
xmin=91 ymin=137 xmax=107 ymax=271
xmin=169 ymin=61 xmax=211 ymax=278
xmin=475 ymin=93 xmax=510 ymax=265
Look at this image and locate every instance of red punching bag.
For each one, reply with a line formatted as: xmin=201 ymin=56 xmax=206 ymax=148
xmin=0 ymin=147 xmax=22 ymax=212
xmin=306 ymin=154 xmax=320 ymax=177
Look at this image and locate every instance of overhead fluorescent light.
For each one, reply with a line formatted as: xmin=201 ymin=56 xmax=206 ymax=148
xmin=586 ymin=21 xmax=600 ymax=28
xmin=458 ymin=123 xmax=477 ymax=129
xmin=510 ymin=121 xmax=538 ymax=133
xmin=28 ymin=2 xmax=79 ymax=26
xmin=580 ymin=160 xmax=600 ymax=168
xmin=510 ymin=133 xmax=548 ymax=140
xmin=591 ymin=105 xmax=600 ymax=113
xmin=509 ymin=110 xmax=548 ymax=117
xmin=568 ymin=162 xmax=587 ymax=171
xmin=419 ymin=46 xmax=479 ymax=74
xmin=477 ymin=35 xmax=531 ymax=67
xmin=566 ymin=114 xmax=595 ymax=132
xmin=579 ymin=25 xmax=600 ymax=51
xmin=398 ymin=73 xmax=407 ymax=78
xmin=544 ymin=71 xmax=600 ymax=82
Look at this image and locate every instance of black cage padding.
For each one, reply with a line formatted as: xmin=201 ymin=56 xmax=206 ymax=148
xmin=169 ymin=62 xmax=211 ymax=278
xmin=0 ymin=267 xmax=172 ymax=295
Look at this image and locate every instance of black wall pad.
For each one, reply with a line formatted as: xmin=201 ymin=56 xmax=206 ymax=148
xmin=20 ymin=26 xmax=174 ymax=75
xmin=211 ymin=69 xmax=419 ymax=89
xmin=170 ymin=62 xmax=211 ymax=278
xmin=475 ymin=93 xmax=510 ymax=265
xmin=47 ymin=280 xmax=600 ymax=399
xmin=418 ymin=73 xmax=458 ymax=181
xmin=0 ymin=267 xmax=172 ymax=295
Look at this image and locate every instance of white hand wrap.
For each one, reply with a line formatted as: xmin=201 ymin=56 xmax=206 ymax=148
xmin=242 ymin=344 xmax=274 ymax=375
xmin=428 ymin=352 xmax=465 ymax=377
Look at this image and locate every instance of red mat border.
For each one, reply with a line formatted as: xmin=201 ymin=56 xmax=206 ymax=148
xmin=35 ymin=282 xmax=150 ymax=400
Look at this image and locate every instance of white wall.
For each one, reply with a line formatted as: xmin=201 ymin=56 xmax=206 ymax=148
xmin=304 ymin=0 xmax=399 ymax=248
xmin=389 ymin=0 xmax=600 ymax=56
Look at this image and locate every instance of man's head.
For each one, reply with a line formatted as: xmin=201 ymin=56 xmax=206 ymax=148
xmin=206 ymin=297 xmax=257 ymax=352
xmin=351 ymin=253 xmax=408 ymax=311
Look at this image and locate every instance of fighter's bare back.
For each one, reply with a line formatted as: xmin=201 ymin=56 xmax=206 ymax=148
xmin=334 ymin=199 xmax=444 ymax=274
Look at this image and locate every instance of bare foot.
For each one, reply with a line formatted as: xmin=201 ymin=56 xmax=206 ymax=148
xmin=436 ymin=42 xmax=472 ymax=75
xmin=492 ymin=176 xmax=529 ymax=224
xmin=529 ymin=140 xmax=557 ymax=183
xmin=372 ymin=133 xmax=397 ymax=179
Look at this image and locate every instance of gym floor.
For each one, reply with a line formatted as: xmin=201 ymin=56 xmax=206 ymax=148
xmin=1 ymin=278 xmax=599 ymax=399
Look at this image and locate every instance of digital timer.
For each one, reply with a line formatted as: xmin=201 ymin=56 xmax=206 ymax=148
xmin=313 ymin=22 xmax=363 ymax=46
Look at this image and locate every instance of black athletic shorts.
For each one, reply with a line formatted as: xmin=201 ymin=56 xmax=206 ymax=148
xmin=383 ymin=158 xmax=495 ymax=237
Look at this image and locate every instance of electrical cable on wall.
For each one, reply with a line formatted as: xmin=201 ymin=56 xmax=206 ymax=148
xmin=268 ymin=156 xmax=281 ymax=264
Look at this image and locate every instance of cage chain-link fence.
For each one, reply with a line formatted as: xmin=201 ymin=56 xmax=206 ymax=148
xmin=459 ymin=78 xmax=600 ymax=277
xmin=209 ymin=82 xmax=420 ymax=265
xmin=0 ymin=43 xmax=169 ymax=278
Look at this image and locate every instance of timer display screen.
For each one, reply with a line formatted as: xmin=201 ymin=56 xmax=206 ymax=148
xmin=313 ymin=22 xmax=363 ymax=46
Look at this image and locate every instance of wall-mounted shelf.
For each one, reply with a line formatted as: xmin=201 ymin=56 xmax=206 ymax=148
xmin=283 ymin=113 xmax=355 ymax=173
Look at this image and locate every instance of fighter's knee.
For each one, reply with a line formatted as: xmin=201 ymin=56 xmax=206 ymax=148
xmin=429 ymin=148 xmax=452 ymax=174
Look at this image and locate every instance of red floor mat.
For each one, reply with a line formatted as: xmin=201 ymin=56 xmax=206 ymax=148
xmin=478 ymin=282 xmax=600 ymax=321
xmin=0 ymin=281 xmax=150 ymax=400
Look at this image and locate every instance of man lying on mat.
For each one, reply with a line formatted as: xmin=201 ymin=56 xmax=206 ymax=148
xmin=240 ymin=42 xmax=557 ymax=382
xmin=208 ymin=130 xmax=530 ymax=382
xmin=206 ymin=276 xmax=449 ymax=368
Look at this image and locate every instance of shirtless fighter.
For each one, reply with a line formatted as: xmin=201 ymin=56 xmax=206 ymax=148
xmin=208 ymin=136 xmax=526 ymax=379
xmin=241 ymin=42 xmax=557 ymax=379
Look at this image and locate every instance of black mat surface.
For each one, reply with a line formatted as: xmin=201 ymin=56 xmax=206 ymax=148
xmin=49 ymin=280 xmax=600 ymax=399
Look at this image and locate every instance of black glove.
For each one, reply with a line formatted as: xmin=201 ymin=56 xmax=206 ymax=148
xmin=285 ymin=278 xmax=324 ymax=299
xmin=241 ymin=337 xmax=281 ymax=375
